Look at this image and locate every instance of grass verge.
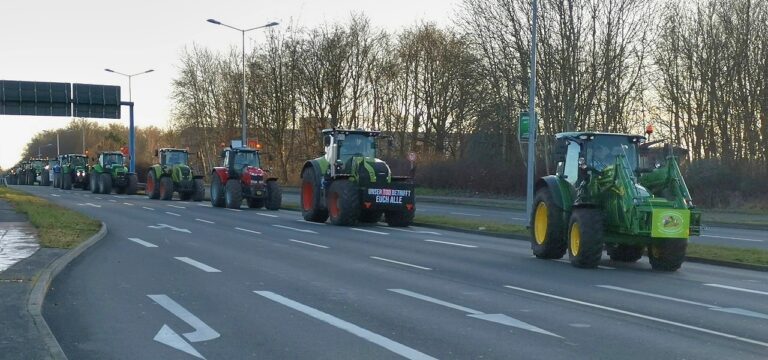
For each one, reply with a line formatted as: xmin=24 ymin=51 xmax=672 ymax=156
xmin=0 ymin=187 xmax=101 ymax=249
xmin=687 ymin=243 xmax=768 ymax=267
xmin=414 ymin=214 xmax=529 ymax=237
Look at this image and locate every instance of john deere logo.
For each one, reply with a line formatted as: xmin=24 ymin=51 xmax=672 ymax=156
xmin=658 ymin=212 xmax=684 ymax=235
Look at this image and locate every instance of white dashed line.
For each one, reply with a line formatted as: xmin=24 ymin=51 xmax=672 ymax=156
xmin=166 ymin=212 xmax=181 ymax=217
xmin=227 ymin=208 xmax=243 ymax=212
xmin=701 ymin=235 xmax=764 ymax=242
xmin=370 ymin=256 xmax=431 ymax=270
xmin=123 ymin=202 xmax=134 ymax=206
xmin=174 ymin=257 xmax=221 ymax=273
xmin=352 ymin=228 xmax=389 ymax=235
xmin=196 ymin=219 xmax=215 ymax=224
xmin=256 ymin=213 xmax=279 ymax=218
xmin=143 ymin=207 xmax=155 ymax=211
xmin=377 ymin=226 xmax=441 ymax=235
xmin=168 ymin=205 xmax=186 ymax=209
xmin=128 ymin=238 xmax=158 ymax=248
xmin=450 ymin=212 xmax=481 ymax=217
xmin=289 ymin=239 xmax=329 ymax=249
xmin=109 ymin=199 xmax=117 ymax=203
xmin=198 ymin=204 xmax=212 ymax=207
xmin=424 ymin=239 xmax=477 ymax=248
xmin=298 ymin=220 xmax=327 ymax=226
xmin=235 ymin=227 xmax=262 ymax=235
xmin=704 ymin=284 xmax=768 ymax=296
xmin=273 ymin=225 xmax=318 ymax=234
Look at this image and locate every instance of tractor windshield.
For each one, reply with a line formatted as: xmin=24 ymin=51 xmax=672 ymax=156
xmin=102 ymin=154 xmax=124 ymax=167
xmin=588 ymin=136 xmax=638 ymax=171
xmin=71 ymin=156 xmax=87 ymax=167
xmin=163 ymin=151 xmax=188 ymax=166
xmin=339 ymin=134 xmax=376 ymax=161
xmin=233 ymin=150 xmax=260 ymax=169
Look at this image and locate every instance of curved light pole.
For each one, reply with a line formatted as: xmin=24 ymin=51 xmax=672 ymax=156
xmin=105 ymin=68 xmax=154 ymax=173
xmin=104 ymin=68 xmax=154 ymax=102
xmin=207 ymin=18 xmax=279 ymax=146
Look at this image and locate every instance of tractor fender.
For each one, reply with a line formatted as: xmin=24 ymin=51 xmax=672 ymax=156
xmin=301 ymin=160 xmax=325 ymax=187
xmin=149 ymin=165 xmax=164 ymax=179
xmin=211 ymin=167 xmax=229 ymax=184
xmin=534 ymin=175 xmax=574 ymax=212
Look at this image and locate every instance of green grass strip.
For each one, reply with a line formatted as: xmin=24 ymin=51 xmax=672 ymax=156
xmin=0 ymin=188 xmax=101 ymax=249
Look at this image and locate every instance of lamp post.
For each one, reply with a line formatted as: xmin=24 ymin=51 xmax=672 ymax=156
xmin=105 ymin=68 xmax=154 ymax=173
xmin=104 ymin=68 xmax=154 ymax=102
xmin=38 ymin=143 xmax=54 ymax=157
xmin=207 ymin=18 xmax=278 ymax=146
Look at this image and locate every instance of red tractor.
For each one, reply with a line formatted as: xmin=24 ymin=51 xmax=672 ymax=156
xmin=210 ymin=146 xmax=282 ymax=210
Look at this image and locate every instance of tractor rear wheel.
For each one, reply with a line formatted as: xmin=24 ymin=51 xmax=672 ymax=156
xmin=126 ymin=174 xmax=138 ymax=195
xmin=327 ymin=179 xmax=359 ymax=226
xmin=225 ymin=179 xmax=242 ymax=209
xmin=607 ymin=244 xmax=644 ymax=262
xmin=385 ymin=208 xmax=414 ymax=227
xmin=531 ymin=189 xmax=567 ymax=259
xmin=300 ymin=167 xmax=328 ymax=222
xmin=100 ymin=173 xmax=112 ymax=194
xmin=360 ymin=210 xmax=383 ymax=223
xmin=210 ymin=175 xmax=225 ymax=207
xmin=82 ymin=175 xmax=90 ymax=191
xmin=62 ymin=174 xmax=72 ymax=190
xmin=567 ymin=208 xmax=604 ymax=269
xmin=147 ymin=171 xmax=160 ymax=199
xmin=648 ymin=239 xmax=687 ymax=271
xmin=159 ymin=177 xmax=174 ymax=200
xmin=192 ymin=179 xmax=204 ymax=202
xmin=264 ymin=180 xmax=282 ymax=210
xmin=90 ymin=174 xmax=98 ymax=193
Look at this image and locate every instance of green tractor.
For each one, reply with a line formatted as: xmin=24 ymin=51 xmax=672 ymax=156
xmin=23 ymin=158 xmax=51 ymax=186
xmin=15 ymin=161 xmax=31 ymax=185
xmin=146 ymin=148 xmax=205 ymax=201
xmin=531 ymin=132 xmax=701 ymax=271
xmin=55 ymin=154 xmax=90 ymax=190
xmin=300 ymin=129 xmax=415 ymax=226
xmin=89 ymin=151 xmax=138 ymax=195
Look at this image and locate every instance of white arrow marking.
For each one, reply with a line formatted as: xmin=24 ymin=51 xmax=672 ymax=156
xmin=147 ymin=295 xmax=220 ymax=343
xmin=273 ymin=225 xmax=318 ymax=234
xmin=153 ymin=325 xmax=205 ymax=359
xmin=255 ymin=291 xmax=437 ymax=360
xmin=148 ymin=224 xmax=191 ymax=234
xmin=389 ymin=289 xmax=561 ymax=338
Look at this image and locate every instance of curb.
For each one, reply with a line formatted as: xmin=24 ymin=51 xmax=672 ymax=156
xmin=684 ymin=256 xmax=768 ymax=272
xmin=26 ymin=222 xmax=108 ymax=360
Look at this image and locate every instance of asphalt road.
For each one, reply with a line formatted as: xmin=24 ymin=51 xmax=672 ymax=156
xmin=13 ymin=185 xmax=768 ymax=359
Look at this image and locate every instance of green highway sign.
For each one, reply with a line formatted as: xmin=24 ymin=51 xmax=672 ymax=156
xmin=518 ymin=111 xmax=530 ymax=141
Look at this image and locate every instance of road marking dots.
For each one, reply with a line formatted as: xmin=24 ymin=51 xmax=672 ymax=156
xmin=195 ymin=219 xmax=215 ymax=224
xmin=128 ymin=238 xmax=158 ymax=248
xmin=174 ymin=257 xmax=221 ymax=273
xmin=424 ymin=239 xmax=477 ymax=248
xmin=289 ymin=239 xmax=329 ymax=249
xmin=351 ymin=228 xmax=389 ymax=235
xmin=273 ymin=225 xmax=318 ymax=234
xmin=235 ymin=227 xmax=262 ymax=235
xmin=143 ymin=207 xmax=155 ymax=211
xmin=704 ymin=284 xmax=768 ymax=296
xmin=166 ymin=212 xmax=181 ymax=217
xmin=254 ymin=291 xmax=437 ymax=360
xmin=504 ymin=285 xmax=768 ymax=348
xmin=370 ymin=256 xmax=431 ymax=270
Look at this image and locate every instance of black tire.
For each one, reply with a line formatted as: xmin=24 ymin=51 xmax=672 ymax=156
xmin=192 ymin=179 xmax=204 ymax=202
xmin=247 ymin=198 xmax=264 ymax=209
xmin=90 ymin=173 xmax=99 ymax=193
xmin=567 ymin=208 xmax=604 ymax=269
xmin=608 ymin=244 xmax=645 ymax=262
xmin=62 ymin=173 xmax=72 ymax=190
xmin=264 ymin=180 xmax=282 ymax=210
xmin=530 ymin=189 xmax=567 ymax=259
xmin=300 ymin=167 xmax=328 ymax=222
xmin=82 ymin=174 xmax=90 ymax=191
xmin=146 ymin=171 xmax=160 ymax=199
xmin=179 ymin=191 xmax=193 ymax=201
xmin=100 ymin=173 xmax=112 ymax=194
xmin=225 ymin=179 xmax=242 ymax=209
xmin=115 ymin=185 xmax=126 ymax=194
xmin=159 ymin=177 xmax=174 ymax=200
xmin=360 ymin=210 xmax=383 ymax=223
xmin=41 ymin=170 xmax=50 ymax=186
xmin=211 ymin=175 xmax=225 ymax=207
xmin=126 ymin=173 xmax=138 ymax=195
xmin=327 ymin=179 xmax=360 ymax=226
xmin=385 ymin=208 xmax=414 ymax=227
xmin=648 ymin=239 xmax=687 ymax=271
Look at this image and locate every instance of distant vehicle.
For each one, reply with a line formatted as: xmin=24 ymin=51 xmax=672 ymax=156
xmin=55 ymin=154 xmax=90 ymax=190
xmin=89 ymin=151 xmax=138 ymax=195
xmin=146 ymin=148 xmax=204 ymax=201
xmin=210 ymin=144 xmax=281 ymax=210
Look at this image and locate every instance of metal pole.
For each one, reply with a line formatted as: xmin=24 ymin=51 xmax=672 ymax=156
xmin=129 ymin=102 xmax=135 ymax=173
xmin=526 ymin=0 xmax=539 ymax=226
xmin=57 ymin=132 xmax=60 ymax=156
xmin=83 ymin=125 xmax=86 ymax=154
xmin=128 ymin=75 xmax=133 ymax=102
xmin=241 ymin=30 xmax=247 ymax=146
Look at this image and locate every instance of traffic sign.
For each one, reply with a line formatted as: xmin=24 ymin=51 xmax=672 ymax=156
xmin=408 ymin=152 xmax=417 ymax=162
xmin=0 ymin=80 xmax=71 ymax=116
xmin=73 ymin=83 xmax=121 ymax=119
xmin=518 ymin=112 xmax=530 ymax=141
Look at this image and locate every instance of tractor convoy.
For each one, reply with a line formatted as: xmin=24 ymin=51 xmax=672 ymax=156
xmin=210 ymin=145 xmax=282 ymax=210
xmin=147 ymin=148 xmax=204 ymax=201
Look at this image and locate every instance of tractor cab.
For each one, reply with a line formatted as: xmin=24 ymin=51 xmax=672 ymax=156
xmin=159 ymin=148 xmax=190 ymax=167
xmin=555 ymin=132 xmax=644 ymax=186
xmin=222 ymin=147 xmax=261 ymax=176
xmin=69 ymin=154 xmax=88 ymax=168
xmin=322 ymin=129 xmax=390 ymax=183
xmin=99 ymin=152 xmax=125 ymax=168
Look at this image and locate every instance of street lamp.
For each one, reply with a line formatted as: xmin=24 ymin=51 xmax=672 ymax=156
xmin=104 ymin=68 xmax=154 ymax=102
xmin=38 ymin=143 xmax=54 ymax=157
xmin=207 ymin=18 xmax=279 ymax=146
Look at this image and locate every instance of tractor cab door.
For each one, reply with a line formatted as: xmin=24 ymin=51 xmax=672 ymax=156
xmin=561 ymin=140 xmax=582 ymax=185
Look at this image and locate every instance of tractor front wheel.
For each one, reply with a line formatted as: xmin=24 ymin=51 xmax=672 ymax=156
xmin=300 ymin=167 xmax=328 ymax=222
xmin=567 ymin=208 xmax=604 ymax=269
xmin=159 ymin=177 xmax=174 ymax=200
xmin=531 ymin=189 xmax=567 ymax=259
xmin=100 ymin=173 xmax=112 ymax=194
xmin=126 ymin=174 xmax=138 ymax=195
xmin=225 ymin=179 xmax=242 ymax=209
xmin=648 ymin=239 xmax=687 ymax=271
xmin=146 ymin=171 xmax=160 ymax=199
xmin=327 ymin=179 xmax=359 ymax=226
xmin=192 ymin=179 xmax=204 ymax=202
xmin=90 ymin=174 xmax=98 ymax=193
xmin=264 ymin=180 xmax=282 ymax=210
xmin=607 ymin=244 xmax=645 ymax=262
xmin=210 ymin=175 xmax=225 ymax=207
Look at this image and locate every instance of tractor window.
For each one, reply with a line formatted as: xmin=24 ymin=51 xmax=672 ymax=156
xmin=588 ymin=137 xmax=638 ymax=170
xmin=338 ymin=134 xmax=375 ymax=161
xmin=102 ymin=154 xmax=124 ymax=166
xmin=564 ymin=141 xmax=580 ymax=184
xmin=163 ymin=151 xmax=188 ymax=166
xmin=71 ymin=157 xmax=86 ymax=167
xmin=233 ymin=151 xmax=259 ymax=169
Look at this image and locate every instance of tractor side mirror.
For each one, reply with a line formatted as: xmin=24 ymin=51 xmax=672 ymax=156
xmin=323 ymin=135 xmax=331 ymax=147
xmin=154 ymin=149 xmax=158 ymax=157
xmin=556 ymin=161 xmax=565 ymax=177
xmin=220 ymin=150 xmax=226 ymax=158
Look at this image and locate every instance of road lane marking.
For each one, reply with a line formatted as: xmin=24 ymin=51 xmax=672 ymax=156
xmin=289 ymin=239 xmax=329 ymax=249
xmin=504 ymin=285 xmax=768 ymax=348
xmin=148 ymin=224 xmax=191 ymax=233
xmin=198 ymin=204 xmax=212 ymax=208
xmin=256 ymin=213 xmax=279 ymax=218
xmin=424 ymin=239 xmax=477 ymax=248
xmin=450 ymin=212 xmax=481 ymax=217
xmin=273 ymin=225 xmax=318 ymax=234
xmin=174 ymin=257 xmax=221 ymax=273
xmin=235 ymin=227 xmax=262 ymax=235
xmin=704 ymin=284 xmax=768 ymax=296
xmin=50 ymin=194 xmax=60 ymax=197
xmin=227 ymin=208 xmax=243 ymax=212
xmin=148 ymin=294 xmax=220 ymax=359
xmin=377 ymin=226 xmax=441 ymax=235
xmin=352 ymin=228 xmax=389 ymax=235
xmin=128 ymin=238 xmax=158 ymax=248
xmin=299 ymin=220 xmax=327 ymax=226
xmin=701 ymin=235 xmax=763 ymax=242
xmin=196 ymin=219 xmax=215 ymax=224
xmin=166 ymin=212 xmax=181 ymax=217
xmin=168 ymin=205 xmax=186 ymax=209
xmin=389 ymin=289 xmax=561 ymax=337
xmin=598 ymin=285 xmax=768 ymax=320
xmin=109 ymin=199 xmax=117 ymax=202
xmin=254 ymin=291 xmax=437 ymax=360
xmin=95 ymin=197 xmax=102 ymax=200
xmin=78 ymin=203 xmax=102 ymax=208
xmin=370 ymin=256 xmax=431 ymax=270
xmin=143 ymin=207 xmax=155 ymax=211
xmin=554 ymin=259 xmax=614 ymax=270
xmin=123 ymin=202 xmax=134 ymax=206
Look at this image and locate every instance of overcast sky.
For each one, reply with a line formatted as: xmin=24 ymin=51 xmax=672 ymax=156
xmin=0 ymin=0 xmax=460 ymax=169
